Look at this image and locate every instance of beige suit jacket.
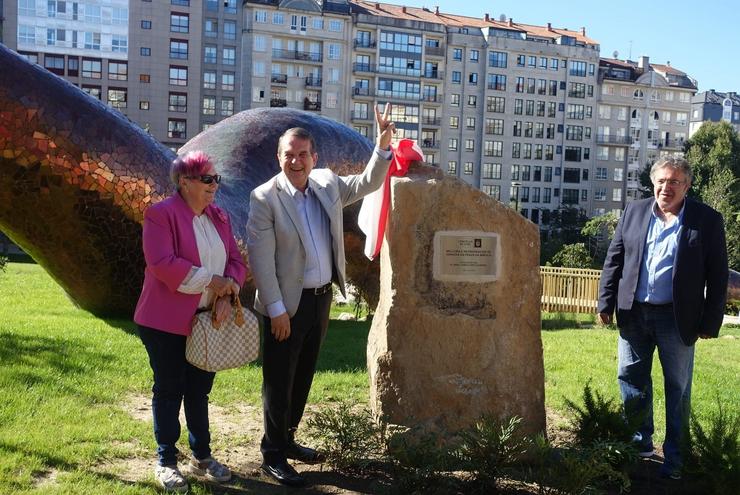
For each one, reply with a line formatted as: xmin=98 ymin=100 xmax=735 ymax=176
xmin=247 ymin=150 xmax=390 ymax=317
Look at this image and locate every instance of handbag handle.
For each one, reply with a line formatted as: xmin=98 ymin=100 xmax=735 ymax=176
xmin=210 ymin=293 xmax=245 ymax=328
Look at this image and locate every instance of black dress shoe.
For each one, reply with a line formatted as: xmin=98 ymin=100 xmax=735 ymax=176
xmin=260 ymin=460 xmax=305 ymax=487
xmin=286 ymin=442 xmax=326 ymax=464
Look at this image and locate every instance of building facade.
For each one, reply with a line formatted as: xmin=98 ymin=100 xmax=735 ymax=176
xmin=690 ymin=89 xmax=740 ymax=136
xmin=1 ymin=0 xmax=698 ymax=224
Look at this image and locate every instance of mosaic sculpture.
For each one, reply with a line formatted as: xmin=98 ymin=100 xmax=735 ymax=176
xmin=0 ymin=44 xmax=377 ymax=317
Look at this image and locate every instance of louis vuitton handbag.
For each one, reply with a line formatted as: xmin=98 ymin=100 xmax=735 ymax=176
xmin=186 ymin=295 xmax=259 ymax=372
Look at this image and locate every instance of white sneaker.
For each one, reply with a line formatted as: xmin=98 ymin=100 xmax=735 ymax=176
xmin=185 ymin=456 xmax=232 ymax=482
xmin=154 ymin=465 xmax=188 ymax=493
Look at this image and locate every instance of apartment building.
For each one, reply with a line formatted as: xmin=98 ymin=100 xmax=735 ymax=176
xmin=1 ymin=0 xmax=699 ymax=225
xmin=690 ymin=89 xmax=740 ymax=136
xmin=596 ymin=56 xmax=695 ymax=215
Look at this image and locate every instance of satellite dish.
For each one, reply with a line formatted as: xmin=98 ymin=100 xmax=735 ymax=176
xmin=613 ymin=50 xmax=619 ymax=59
xmin=499 ymin=14 xmax=507 ymax=21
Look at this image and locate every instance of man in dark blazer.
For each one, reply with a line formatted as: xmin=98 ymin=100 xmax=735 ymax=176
xmin=247 ymin=104 xmax=395 ymax=487
xmin=598 ymin=157 xmax=728 ymax=480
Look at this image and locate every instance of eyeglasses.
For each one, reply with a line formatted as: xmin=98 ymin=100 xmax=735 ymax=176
xmin=187 ymin=174 xmax=222 ymax=184
xmin=654 ymin=179 xmax=686 ymax=187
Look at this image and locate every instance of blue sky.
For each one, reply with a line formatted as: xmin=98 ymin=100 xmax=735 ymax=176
xmin=400 ymin=0 xmax=738 ymax=92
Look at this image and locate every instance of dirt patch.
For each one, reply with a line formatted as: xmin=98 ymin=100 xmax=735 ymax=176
xmin=32 ymin=468 xmax=58 ymax=489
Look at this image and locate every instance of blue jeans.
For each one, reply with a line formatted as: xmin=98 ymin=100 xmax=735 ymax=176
xmin=138 ymin=325 xmax=216 ymax=466
xmin=617 ymin=303 xmax=694 ymax=473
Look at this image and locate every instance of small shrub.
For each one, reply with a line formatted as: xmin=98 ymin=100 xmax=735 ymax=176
xmin=0 ymin=256 xmax=7 ymax=273
xmin=685 ymin=403 xmax=740 ymax=492
xmin=305 ymin=402 xmax=386 ymax=473
xmin=564 ymin=382 xmax=641 ymax=448
xmin=526 ymin=434 xmax=631 ymax=495
xmin=456 ymin=415 xmax=529 ymax=491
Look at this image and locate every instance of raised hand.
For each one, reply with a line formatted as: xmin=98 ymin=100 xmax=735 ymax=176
xmin=375 ymin=103 xmax=396 ymax=151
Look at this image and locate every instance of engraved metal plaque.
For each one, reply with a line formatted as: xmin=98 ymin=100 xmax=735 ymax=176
xmin=432 ymin=231 xmax=500 ymax=282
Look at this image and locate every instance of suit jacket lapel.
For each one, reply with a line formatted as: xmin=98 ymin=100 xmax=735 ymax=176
xmin=276 ymin=174 xmax=310 ymax=249
xmin=635 ymin=199 xmax=654 ymax=268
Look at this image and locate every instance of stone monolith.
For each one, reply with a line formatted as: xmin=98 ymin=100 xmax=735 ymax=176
xmin=367 ymin=172 xmax=545 ymax=436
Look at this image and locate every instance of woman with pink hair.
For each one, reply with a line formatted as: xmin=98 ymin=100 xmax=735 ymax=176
xmin=134 ymin=151 xmax=248 ymax=492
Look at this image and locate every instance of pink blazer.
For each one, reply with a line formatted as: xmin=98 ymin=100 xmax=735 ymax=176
xmin=134 ymin=193 xmax=248 ymax=335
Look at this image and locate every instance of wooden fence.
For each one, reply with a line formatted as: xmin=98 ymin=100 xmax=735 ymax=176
xmin=540 ymin=266 xmax=601 ymax=314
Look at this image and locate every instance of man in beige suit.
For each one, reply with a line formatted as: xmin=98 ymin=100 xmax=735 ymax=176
xmin=247 ymin=104 xmax=395 ymax=486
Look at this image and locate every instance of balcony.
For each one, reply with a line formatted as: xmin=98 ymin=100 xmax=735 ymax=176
xmin=377 ymin=66 xmax=421 ymax=78
xmin=421 ymin=140 xmax=439 ymax=149
xmin=421 ymin=94 xmax=441 ymax=103
xmin=353 ymin=86 xmax=372 ymax=97
xmin=661 ymin=138 xmax=685 ymax=150
xmin=421 ymin=116 xmax=441 ymax=126
xmin=305 ymin=75 xmax=322 ymax=87
xmin=351 ymin=111 xmax=372 ymax=121
xmin=485 ymin=126 xmax=501 ymax=135
xmin=352 ymin=62 xmax=376 ymax=73
xmin=353 ymin=38 xmax=376 ymax=49
xmin=269 ymin=98 xmax=287 ymax=107
xmin=270 ymin=73 xmax=288 ymax=84
xmin=595 ymin=134 xmax=632 ymax=145
xmin=376 ymin=90 xmax=421 ymax=101
xmin=422 ymin=69 xmax=444 ymax=80
xmin=304 ymin=100 xmax=321 ymax=111
xmin=272 ymin=48 xmax=322 ymax=63
xmin=425 ymin=45 xmax=445 ymax=58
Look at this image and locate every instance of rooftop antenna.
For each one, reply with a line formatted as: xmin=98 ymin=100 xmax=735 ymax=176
xmin=628 ymin=40 xmax=633 ymax=60
xmin=612 ymin=50 xmax=618 ymax=59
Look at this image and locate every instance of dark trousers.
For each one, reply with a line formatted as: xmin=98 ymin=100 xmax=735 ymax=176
xmin=138 ymin=325 xmax=216 ymax=466
xmin=260 ymin=289 xmax=332 ymax=464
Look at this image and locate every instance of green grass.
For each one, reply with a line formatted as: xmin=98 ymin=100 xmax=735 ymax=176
xmin=0 ymin=263 xmax=738 ymax=493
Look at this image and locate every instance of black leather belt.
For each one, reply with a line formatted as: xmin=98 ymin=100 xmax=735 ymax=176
xmin=636 ymin=301 xmax=673 ymax=309
xmin=304 ymin=282 xmax=332 ymax=296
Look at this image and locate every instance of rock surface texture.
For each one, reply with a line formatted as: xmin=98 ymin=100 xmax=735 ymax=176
xmin=367 ymin=173 xmax=545 ymax=436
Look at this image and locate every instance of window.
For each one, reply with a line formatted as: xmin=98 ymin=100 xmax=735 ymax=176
xmin=596 ymin=167 xmax=608 ymax=180
xmin=487 ymin=96 xmax=505 ymax=113
xmin=545 ymin=145 xmax=554 ymax=160
xmin=140 ymin=101 xmax=150 ymax=110
xmin=486 ymin=118 xmax=504 ymax=135
xmin=676 ymin=112 xmax=688 ymax=126
xmin=487 ymin=74 xmax=506 ymax=91
xmin=19 ymin=0 xmax=36 ymax=16
xmin=140 ymin=47 xmax=151 ymax=56
xmin=448 ymin=138 xmax=458 ymax=151
xmin=222 ymin=72 xmax=235 ymax=91
xmin=563 ymin=189 xmax=580 ymax=204
xmin=464 ymin=162 xmax=474 ymax=175
xmin=614 ymin=168 xmax=623 ymax=181
xmin=466 ymin=117 xmax=476 ymax=129
xmin=451 ymin=71 xmax=461 ymax=84
xmin=141 ymin=20 xmax=152 ymax=29
xmin=202 ymin=96 xmax=216 ymax=115
xmin=83 ymin=32 xmax=101 ymax=50
xmin=514 ymin=99 xmax=523 ymax=115
xmin=512 ymin=143 xmax=520 ymax=159
xmin=482 ymin=163 xmax=502 ymax=179
xmin=255 ymin=10 xmax=267 ymax=23
xmin=224 ymin=21 xmax=236 ymax=40
xmin=525 ymin=100 xmax=534 ymax=116
xmin=528 ymin=55 xmax=536 ymax=67
xmin=203 ymin=71 xmax=216 ymax=89
xmin=223 ymin=47 xmax=236 ymax=65
xmin=168 ymin=119 xmax=186 ymax=139
xmin=221 ymin=97 xmax=234 ymax=116
xmin=453 ymin=48 xmax=462 ymax=60
xmin=516 ymin=55 xmax=525 ymax=66
xmin=253 ymin=61 xmax=265 ymax=76
xmin=450 ymin=94 xmax=460 ymax=107
xmin=513 ymin=121 xmax=522 ymax=137
xmin=511 ymin=164 xmax=520 ymax=181
xmin=598 ymin=104 xmax=611 ymax=119
xmin=169 ymin=39 xmax=188 ymax=59
xmin=328 ymin=44 xmax=341 ymax=60
xmin=468 ymin=95 xmax=477 ymax=107
xmin=203 ymin=45 xmax=218 ymax=64
xmin=612 ymin=188 xmax=622 ymax=202
xmin=112 ymin=36 xmax=127 ymax=53
xmin=564 ymin=147 xmax=582 ymax=162
xmin=85 ymin=5 xmax=101 ymax=23
xmin=468 ymin=73 xmax=478 ymax=85
xmin=483 ymin=185 xmax=501 ymax=200
xmin=172 ymin=0 xmax=190 ymax=5
xmin=567 ymin=104 xmax=585 ymax=120
xmin=597 ymin=147 xmax=609 ymax=161
xmin=527 ymin=78 xmax=535 ymax=94
xmin=168 ymin=92 xmax=187 ymax=112
xmin=329 ymin=20 xmax=343 ymax=32
xmin=81 ymin=58 xmax=102 ymax=78
xmin=273 ymin=12 xmax=284 ymax=24
xmin=205 ymin=18 xmax=218 ymax=37
xmin=617 ymin=107 xmax=627 ymax=121
xmin=569 ymin=61 xmax=586 ymax=77
xmin=224 ymin=0 xmax=236 ymax=14
xmin=44 ymin=55 xmax=65 ymax=75
xmin=537 ymin=79 xmax=547 ymax=95
xmin=67 ymin=57 xmax=79 ymax=77
xmin=447 ymin=161 xmax=457 ymax=175
xmin=566 ymin=125 xmax=583 ymax=141
xmin=171 ymin=13 xmax=189 ymax=33
xmin=465 ymin=139 xmax=475 ymax=152
xmin=108 ymin=61 xmax=127 ymax=81
xmin=470 ymin=49 xmax=479 ymax=62
xmin=569 ymin=82 xmax=586 ymax=98
xmin=449 ymin=116 xmax=459 ymax=129
xmin=107 ymin=88 xmax=127 ymax=110
xmin=488 ymin=51 xmax=507 ymax=68
xmin=139 ymin=73 xmax=150 ymax=83
xmin=18 ymin=25 xmax=36 ymax=45
xmin=484 ymin=141 xmax=503 ymax=157
xmin=169 ymin=66 xmax=188 ymax=86
xmin=594 ymin=188 xmax=606 ymax=201
xmin=633 ymin=89 xmax=644 ymax=100
xmin=516 ymin=77 xmax=525 ymax=93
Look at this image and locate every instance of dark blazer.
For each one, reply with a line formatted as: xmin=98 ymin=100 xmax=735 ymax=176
xmin=598 ymin=197 xmax=728 ymax=345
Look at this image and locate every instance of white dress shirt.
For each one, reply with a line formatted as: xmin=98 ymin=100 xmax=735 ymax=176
xmin=177 ymin=213 xmax=227 ymax=309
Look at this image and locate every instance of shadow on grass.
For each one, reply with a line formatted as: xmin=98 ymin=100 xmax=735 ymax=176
xmin=541 ymin=313 xmax=601 ymax=331
xmin=316 ymin=319 xmax=371 ymax=372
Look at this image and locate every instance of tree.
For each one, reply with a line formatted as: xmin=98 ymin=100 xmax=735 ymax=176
xmin=581 ymin=211 xmax=619 ymax=267
xmin=685 ymin=121 xmax=740 ymax=270
xmin=549 ymin=243 xmax=594 ymax=269
xmin=540 ymin=206 xmax=589 ymax=265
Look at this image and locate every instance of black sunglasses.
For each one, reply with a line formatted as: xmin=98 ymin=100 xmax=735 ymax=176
xmin=187 ymin=174 xmax=222 ymax=184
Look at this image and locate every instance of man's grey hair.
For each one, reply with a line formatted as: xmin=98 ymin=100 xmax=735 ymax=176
xmin=278 ymin=127 xmax=316 ymax=154
xmin=649 ymin=156 xmax=693 ymax=184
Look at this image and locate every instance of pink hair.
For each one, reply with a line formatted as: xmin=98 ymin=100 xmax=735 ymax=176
xmin=170 ymin=151 xmax=213 ymax=188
